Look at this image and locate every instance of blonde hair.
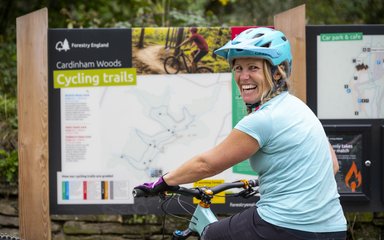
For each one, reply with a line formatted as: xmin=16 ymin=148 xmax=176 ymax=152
xmin=246 ymin=60 xmax=290 ymax=114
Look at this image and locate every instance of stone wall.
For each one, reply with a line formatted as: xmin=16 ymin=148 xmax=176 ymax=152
xmin=0 ymin=197 xmax=195 ymax=239
xmin=0 ymin=184 xmax=197 ymax=239
xmin=0 ymin=184 xmax=19 ymax=238
xmin=1 ymin=184 xmax=384 ymax=240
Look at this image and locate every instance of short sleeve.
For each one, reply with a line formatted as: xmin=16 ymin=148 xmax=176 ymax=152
xmin=234 ymin=110 xmax=272 ymax=148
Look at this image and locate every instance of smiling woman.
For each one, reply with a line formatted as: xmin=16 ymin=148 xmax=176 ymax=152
xmin=134 ymin=27 xmax=347 ymax=240
xmin=232 ymin=57 xmax=289 ymax=114
xmin=232 ymin=58 xmax=267 ymax=107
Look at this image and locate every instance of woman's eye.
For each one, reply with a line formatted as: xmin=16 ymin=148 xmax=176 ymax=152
xmin=233 ymin=66 xmax=242 ymax=72
xmin=249 ymin=65 xmax=259 ymax=71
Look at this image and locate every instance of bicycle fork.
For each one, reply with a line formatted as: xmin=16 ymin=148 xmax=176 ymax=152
xmin=172 ymin=204 xmax=218 ymax=239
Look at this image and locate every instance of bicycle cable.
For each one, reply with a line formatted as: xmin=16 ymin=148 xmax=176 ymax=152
xmin=160 ymin=194 xmax=196 ymax=223
xmin=160 ymin=195 xmax=174 ymax=240
xmin=176 ymin=194 xmax=195 ymax=215
xmin=159 ymin=193 xmax=202 ymax=239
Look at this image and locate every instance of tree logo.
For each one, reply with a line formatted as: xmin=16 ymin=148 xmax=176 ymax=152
xmin=55 ymin=39 xmax=70 ymax=52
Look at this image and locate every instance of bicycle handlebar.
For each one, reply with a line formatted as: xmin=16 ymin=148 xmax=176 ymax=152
xmin=132 ymin=179 xmax=258 ymax=198
xmin=132 ymin=188 xmax=151 ymax=198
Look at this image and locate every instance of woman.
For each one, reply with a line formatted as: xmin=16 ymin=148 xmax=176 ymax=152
xmin=135 ymin=27 xmax=347 ymax=240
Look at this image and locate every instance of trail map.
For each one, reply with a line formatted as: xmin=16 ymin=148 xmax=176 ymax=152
xmin=317 ymin=33 xmax=384 ymax=119
xmin=59 ymin=73 xmax=252 ymax=204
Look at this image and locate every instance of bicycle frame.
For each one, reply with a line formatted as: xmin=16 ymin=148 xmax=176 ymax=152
xmin=177 ymin=50 xmax=192 ymax=73
xmin=189 ymin=204 xmax=218 ymax=234
xmin=173 ymin=203 xmax=218 ymax=239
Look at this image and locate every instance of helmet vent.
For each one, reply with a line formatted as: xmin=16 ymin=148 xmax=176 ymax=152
xmin=281 ymin=36 xmax=287 ymax=41
xmin=260 ymin=42 xmax=271 ymax=48
xmin=253 ymin=33 xmax=264 ymax=39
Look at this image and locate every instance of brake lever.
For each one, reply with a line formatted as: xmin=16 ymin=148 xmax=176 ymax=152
xmin=235 ymin=187 xmax=258 ymax=199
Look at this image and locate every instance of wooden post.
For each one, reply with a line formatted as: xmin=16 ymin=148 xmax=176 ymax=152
xmin=17 ymin=8 xmax=51 ymax=240
xmin=274 ymin=4 xmax=306 ymax=103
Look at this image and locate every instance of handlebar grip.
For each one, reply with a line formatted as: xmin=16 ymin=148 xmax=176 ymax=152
xmin=132 ymin=188 xmax=147 ymax=198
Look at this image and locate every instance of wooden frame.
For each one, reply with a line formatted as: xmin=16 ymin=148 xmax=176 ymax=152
xmin=17 ymin=8 xmax=51 ymax=240
xmin=274 ymin=4 xmax=306 ymax=103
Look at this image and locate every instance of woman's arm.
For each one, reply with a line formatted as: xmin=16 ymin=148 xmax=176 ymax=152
xmin=163 ymin=129 xmax=260 ymax=186
xmin=329 ymin=143 xmax=339 ymax=175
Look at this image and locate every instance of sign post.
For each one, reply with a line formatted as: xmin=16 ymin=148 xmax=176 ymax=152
xmin=17 ymin=8 xmax=51 ymax=240
xmin=274 ymin=4 xmax=307 ymax=103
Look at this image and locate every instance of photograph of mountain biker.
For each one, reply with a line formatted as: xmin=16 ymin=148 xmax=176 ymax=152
xmin=176 ymin=27 xmax=209 ymax=72
xmin=134 ymin=27 xmax=347 ymax=240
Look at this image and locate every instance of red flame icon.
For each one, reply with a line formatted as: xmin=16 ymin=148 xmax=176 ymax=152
xmin=345 ymin=162 xmax=362 ymax=192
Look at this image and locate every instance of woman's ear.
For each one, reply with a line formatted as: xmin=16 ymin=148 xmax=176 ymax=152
xmin=273 ymin=64 xmax=286 ymax=81
xmin=273 ymin=70 xmax=282 ymax=81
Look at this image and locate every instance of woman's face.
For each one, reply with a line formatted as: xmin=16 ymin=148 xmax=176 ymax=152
xmin=233 ymin=58 xmax=269 ymax=105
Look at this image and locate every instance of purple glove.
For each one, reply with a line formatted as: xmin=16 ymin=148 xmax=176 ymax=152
xmin=134 ymin=176 xmax=179 ymax=196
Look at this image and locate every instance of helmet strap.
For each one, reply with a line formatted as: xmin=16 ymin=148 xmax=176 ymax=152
xmin=246 ymin=102 xmax=261 ymax=113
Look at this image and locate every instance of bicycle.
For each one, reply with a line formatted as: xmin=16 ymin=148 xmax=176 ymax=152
xmin=133 ymin=179 xmax=258 ymax=239
xmin=163 ymin=49 xmax=213 ymax=74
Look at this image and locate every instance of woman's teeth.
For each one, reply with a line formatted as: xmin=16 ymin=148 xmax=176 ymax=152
xmin=242 ymin=85 xmax=257 ymax=91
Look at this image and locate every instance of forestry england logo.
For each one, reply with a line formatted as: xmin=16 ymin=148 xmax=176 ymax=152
xmin=55 ymin=39 xmax=70 ymax=52
xmin=55 ymin=38 xmax=110 ymax=52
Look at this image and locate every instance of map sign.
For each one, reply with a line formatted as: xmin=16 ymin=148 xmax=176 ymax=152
xmin=49 ymin=27 xmax=258 ymax=213
xmin=307 ymin=26 xmax=384 ymax=210
xmin=317 ymin=32 xmax=384 ymax=119
xmin=58 ymin=73 xmax=256 ymax=205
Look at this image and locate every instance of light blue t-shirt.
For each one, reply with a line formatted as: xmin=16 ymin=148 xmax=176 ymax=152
xmin=235 ymin=92 xmax=347 ymax=233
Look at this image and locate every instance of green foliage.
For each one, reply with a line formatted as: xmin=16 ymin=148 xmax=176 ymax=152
xmin=0 ymin=94 xmax=18 ymax=151
xmin=0 ymin=149 xmax=18 ymax=183
xmin=306 ymin=0 xmax=384 ymax=24
xmin=0 ymin=27 xmax=17 ymax=97
xmin=54 ymin=0 xmax=219 ymax=28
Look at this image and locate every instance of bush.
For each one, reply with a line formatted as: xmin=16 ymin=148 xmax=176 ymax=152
xmin=0 ymin=149 xmax=18 ymax=183
xmin=0 ymin=94 xmax=18 ymax=151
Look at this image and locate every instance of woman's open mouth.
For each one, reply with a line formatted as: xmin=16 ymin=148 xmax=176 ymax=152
xmin=242 ymin=84 xmax=257 ymax=93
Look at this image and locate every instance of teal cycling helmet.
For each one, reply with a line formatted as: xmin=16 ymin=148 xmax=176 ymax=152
xmin=214 ymin=27 xmax=292 ymax=69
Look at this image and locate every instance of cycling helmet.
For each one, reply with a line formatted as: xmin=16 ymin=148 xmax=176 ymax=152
xmin=214 ymin=27 xmax=292 ymax=67
xmin=190 ymin=27 xmax=198 ymax=33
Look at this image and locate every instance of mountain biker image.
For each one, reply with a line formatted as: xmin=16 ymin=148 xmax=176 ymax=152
xmin=176 ymin=27 xmax=209 ymax=72
xmin=134 ymin=27 xmax=347 ymax=240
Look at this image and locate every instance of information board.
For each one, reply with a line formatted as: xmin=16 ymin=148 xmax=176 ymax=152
xmin=324 ymin=124 xmax=371 ymax=201
xmin=307 ymin=25 xmax=384 ymax=119
xmin=330 ymin=133 xmax=363 ymax=194
xmin=307 ymin=25 xmax=384 ymax=211
xmin=49 ymin=27 xmax=259 ymax=214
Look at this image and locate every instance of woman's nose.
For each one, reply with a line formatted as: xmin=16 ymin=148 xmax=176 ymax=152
xmin=239 ymin=70 xmax=250 ymax=80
